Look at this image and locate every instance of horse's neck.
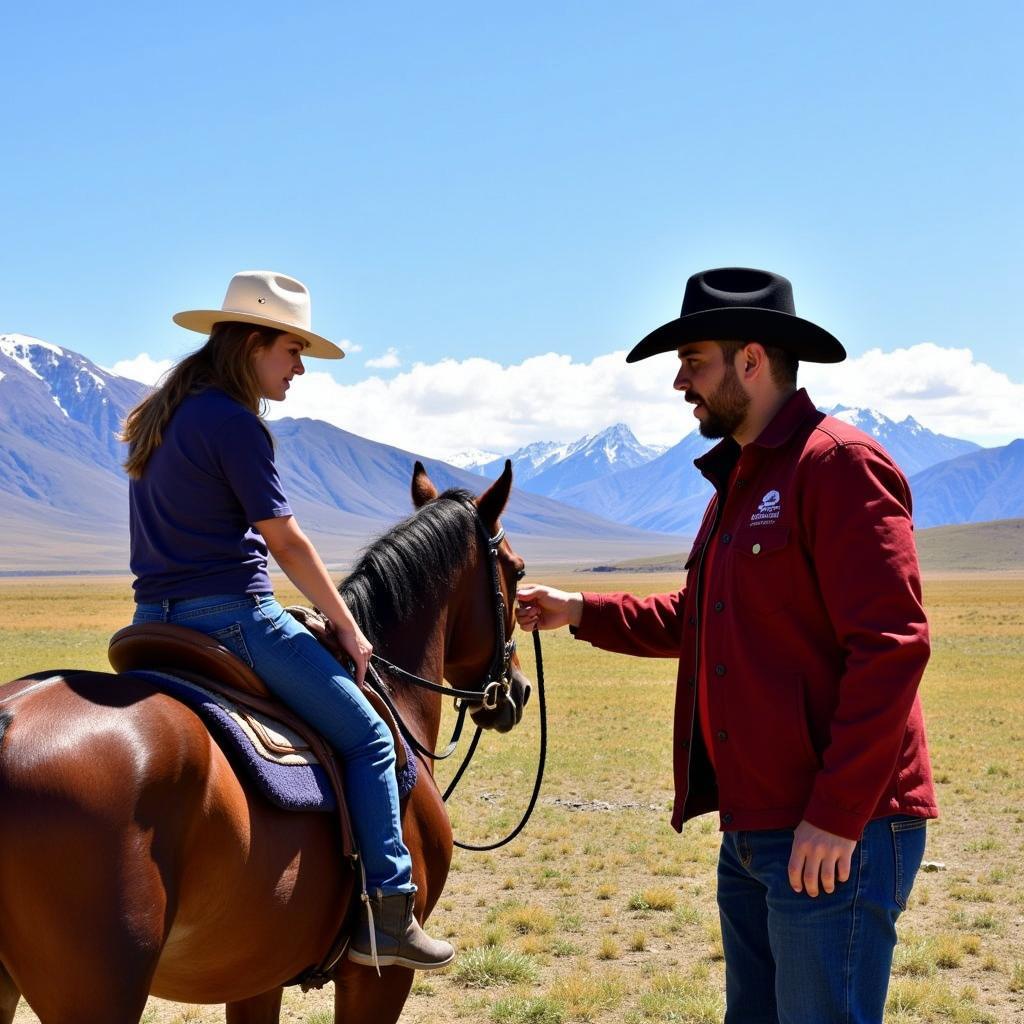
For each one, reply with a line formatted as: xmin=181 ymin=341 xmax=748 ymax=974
xmin=377 ymin=605 xmax=448 ymax=748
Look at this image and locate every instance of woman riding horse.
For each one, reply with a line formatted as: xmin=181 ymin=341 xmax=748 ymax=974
xmin=0 ymin=459 xmax=527 ymax=1023
xmin=121 ymin=270 xmax=452 ymax=971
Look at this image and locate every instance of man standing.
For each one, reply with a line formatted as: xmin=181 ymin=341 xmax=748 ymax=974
xmin=516 ymin=267 xmax=937 ymax=1024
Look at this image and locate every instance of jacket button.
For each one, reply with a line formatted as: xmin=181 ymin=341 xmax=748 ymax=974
xmin=687 ymin=675 xmax=696 ymax=689
xmin=716 ymin=730 xmax=728 ymax=742
xmin=715 ymin=664 xmax=726 ymax=676
xmin=714 ymin=600 xmax=724 ymax=612
xmin=688 ymin=615 xmax=697 ymax=627
xmin=680 ymin=738 xmax=690 ymax=749
xmin=723 ymin=812 xmax=734 ymax=825
xmin=721 ymin=533 xmax=732 ymax=544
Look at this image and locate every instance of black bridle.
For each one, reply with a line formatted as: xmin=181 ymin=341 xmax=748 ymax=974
xmin=364 ymin=504 xmax=517 ymax=760
xmin=362 ymin=501 xmax=547 ymax=851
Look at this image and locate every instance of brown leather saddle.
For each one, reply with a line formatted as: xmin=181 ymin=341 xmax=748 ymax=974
xmin=108 ymin=618 xmax=409 ymax=858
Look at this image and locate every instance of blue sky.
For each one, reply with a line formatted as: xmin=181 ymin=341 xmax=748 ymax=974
xmin=3 ymin=2 xmax=1022 ymax=453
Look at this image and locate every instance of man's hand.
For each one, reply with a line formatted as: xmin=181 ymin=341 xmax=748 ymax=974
xmin=788 ymin=819 xmax=857 ymax=897
xmin=515 ymin=584 xmax=584 ymax=632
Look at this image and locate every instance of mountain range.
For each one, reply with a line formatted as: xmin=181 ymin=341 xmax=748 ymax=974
xmin=461 ymin=403 xmax=991 ymax=535
xmin=0 ymin=335 xmax=677 ymax=571
xmin=1 ymin=334 xmax=1021 ymax=571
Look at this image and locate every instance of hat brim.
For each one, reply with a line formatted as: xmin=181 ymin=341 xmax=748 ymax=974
xmin=172 ymin=310 xmax=345 ymax=360
xmin=626 ymin=307 xmax=846 ymax=364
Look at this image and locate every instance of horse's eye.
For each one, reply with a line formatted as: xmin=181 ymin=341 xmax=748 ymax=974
xmin=516 ymin=567 xmax=526 ymax=581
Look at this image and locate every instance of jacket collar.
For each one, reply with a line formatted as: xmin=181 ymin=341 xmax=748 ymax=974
xmin=746 ymin=387 xmax=822 ymax=450
xmin=694 ymin=388 xmax=823 ymax=488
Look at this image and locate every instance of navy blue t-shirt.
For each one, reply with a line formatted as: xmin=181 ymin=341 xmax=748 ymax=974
xmin=130 ymin=388 xmax=292 ymax=601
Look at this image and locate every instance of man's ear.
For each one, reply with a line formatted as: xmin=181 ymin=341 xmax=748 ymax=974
xmin=741 ymin=342 xmax=767 ymax=379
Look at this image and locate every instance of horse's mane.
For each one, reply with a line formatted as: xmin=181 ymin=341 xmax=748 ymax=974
xmin=340 ymin=488 xmax=477 ymax=647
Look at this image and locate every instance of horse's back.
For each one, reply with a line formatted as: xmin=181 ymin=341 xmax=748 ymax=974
xmin=0 ymin=670 xmax=213 ymax=823
xmin=0 ymin=671 xmax=350 ymax=1004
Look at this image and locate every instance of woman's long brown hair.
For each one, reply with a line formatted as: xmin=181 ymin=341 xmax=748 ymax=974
xmin=122 ymin=322 xmax=281 ymax=479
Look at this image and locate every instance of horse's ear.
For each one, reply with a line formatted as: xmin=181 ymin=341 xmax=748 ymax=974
xmin=476 ymin=459 xmax=513 ymax=529
xmin=411 ymin=461 xmax=439 ymax=507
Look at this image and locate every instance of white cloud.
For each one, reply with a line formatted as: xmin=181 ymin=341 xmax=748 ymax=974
xmin=110 ymin=353 xmax=173 ymax=385
xmin=801 ymin=343 xmax=1024 ymax=446
xmin=365 ymin=347 xmax=401 ymax=369
xmin=266 ymin=342 xmax=1023 ymax=461
xmin=342 ymin=340 xmax=363 ymax=354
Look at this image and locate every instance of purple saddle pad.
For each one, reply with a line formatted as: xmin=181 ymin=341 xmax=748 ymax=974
xmin=128 ymin=670 xmax=417 ymax=812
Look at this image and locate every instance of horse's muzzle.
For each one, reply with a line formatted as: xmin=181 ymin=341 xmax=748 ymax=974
xmin=470 ymin=662 xmax=532 ymax=734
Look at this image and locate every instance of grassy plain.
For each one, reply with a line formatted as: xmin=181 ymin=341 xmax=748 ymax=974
xmin=1 ymin=572 xmax=1022 ymax=1023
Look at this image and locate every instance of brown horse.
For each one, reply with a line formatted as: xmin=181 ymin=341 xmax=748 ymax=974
xmin=0 ymin=462 xmax=530 ymax=1024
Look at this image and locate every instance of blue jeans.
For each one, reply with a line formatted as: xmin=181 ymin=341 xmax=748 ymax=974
xmin=717 ymin=816 xmax=927 ymax=1024
xmin=132 ymin=593 xmax=414 ymax=893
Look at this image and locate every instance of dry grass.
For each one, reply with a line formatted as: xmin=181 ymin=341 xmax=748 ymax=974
xmin=2 ymin=572 xmax=1023 ymax=1022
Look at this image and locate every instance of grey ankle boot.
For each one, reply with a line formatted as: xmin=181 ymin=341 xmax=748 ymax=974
xmin=348 ymin=889 xmax=455 ymax=971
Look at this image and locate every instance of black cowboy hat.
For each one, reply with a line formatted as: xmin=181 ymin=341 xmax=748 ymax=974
xmin=626 ymin=267 xmax=846 ymax=364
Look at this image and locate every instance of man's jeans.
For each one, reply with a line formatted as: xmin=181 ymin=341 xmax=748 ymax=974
xmin=718 ymin=816 xmax=927 ymax=1024
xmin=132 ymin=593 xmax=414 ymax=893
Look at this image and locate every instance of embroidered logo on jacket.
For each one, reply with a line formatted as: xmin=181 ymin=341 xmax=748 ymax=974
xmin=750 ymin=489 xmax=781 ymax=525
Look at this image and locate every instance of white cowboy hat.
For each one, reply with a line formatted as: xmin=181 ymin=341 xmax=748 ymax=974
xmin=173 ymin=270 xmax=344 ymax=359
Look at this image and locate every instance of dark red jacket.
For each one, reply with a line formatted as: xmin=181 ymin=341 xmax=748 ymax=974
xmin=574 ymin=389 xmax=938 ymax=840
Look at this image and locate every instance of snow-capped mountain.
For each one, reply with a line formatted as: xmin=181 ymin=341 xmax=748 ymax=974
xmin=0 ymin=334 xmax=147 ymax=465
xmin=464 ymin=440 xmax=569 ymax=481
xmin=445 ymin=447 xmax=502 ymax=470
xmin=825 ymin=405 xmax=981 ymax=476
xmin=525 ymin=423 xmax=668 ymax=499
xmin=554 ymin=430 xmax=716 ymax=534
xmin=466 ymin=423 xmax=668 ymax=497
xmin=0 ymin=334 xmax=147 ymax=523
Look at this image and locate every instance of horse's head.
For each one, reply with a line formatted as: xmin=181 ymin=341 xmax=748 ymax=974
xmin=411 ymin=460 xmax=532 ymax=734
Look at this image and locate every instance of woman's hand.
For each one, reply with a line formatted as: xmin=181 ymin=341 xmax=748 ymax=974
xmin=257 ymin=513 xmax=373 ymax=684
xmin=329 ymin=617 xmax=373 ymax=687
xmin=515 ymin=584 xmax=585 ymax=632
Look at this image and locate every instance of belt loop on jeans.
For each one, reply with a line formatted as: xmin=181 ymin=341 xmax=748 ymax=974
xmin=161 ymin=598 xmax=171 ymax=623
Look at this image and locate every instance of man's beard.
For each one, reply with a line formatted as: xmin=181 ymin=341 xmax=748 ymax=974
xmin=689 ymin=362 xmax=751 ymax=439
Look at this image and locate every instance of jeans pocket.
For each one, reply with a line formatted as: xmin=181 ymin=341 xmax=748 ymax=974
xmin=208 ymin=623 xmax=255 ymax=669
xmin=891 ymin=816 xmax=927 ymax=911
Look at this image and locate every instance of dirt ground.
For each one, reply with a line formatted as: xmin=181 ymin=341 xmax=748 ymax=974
xmin=3 ymin=572 xmax=1022 ymax=1022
